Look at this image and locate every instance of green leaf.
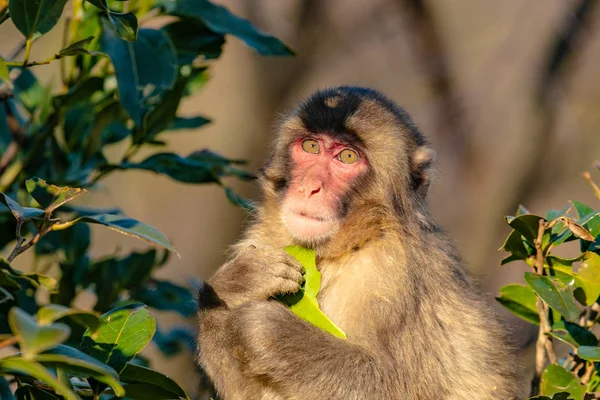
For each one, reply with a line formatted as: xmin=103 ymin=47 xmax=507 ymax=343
xmin=0 ymin=5 xmax=8 ymax=26
xmin=100 ymin=22 xmax=177 ymax=128
xmin=37 ymin=305 xmax=101 ymax=331
xmin=164 ymin=0 xmax=294 ymax=56
xmin=0 ymin=192 xmax=45 ymax=221
xmin=168 ymin=116 xmax=211 ymax=131
xmin=8 ymin=0 xmax=68 ymax=40
xmin=495 ymin=284 xmax=539 ymax=325
xmin=0 ymin=377 xmax=15 ymax=400
xmin=577 ymin=345 xmax=600 ymax=361
xmin=133 ymin=280 xmax=196 ymax=317
xmin=162 ymin=18 xmax=225 ymax=63
xmin=524 ymin=272 xmax=582 ymax=322
xmin=575 ymin=252 xmax=600 ymax=305
xmin=88 ymin=0 xmax=138 ymax=41
xmin=0 ymin=268 xmax=21 ymax=290
xmin=540 ymin=364 xmax=586 ymax=400
xmin=120 ymin=363 xmax=189 ymax=399
xmin=224 ymin=187 xmax=255 ymax=212
xmin=0 ymin=358 xmax=78 ymax=400
xmin=8 ymin=307 xmax=70 ymax=359
xmin=142 ymin=78 xmax=187 ymax=140
xmin=505 ymin=214 xmax=545 ymax=243
xmin=120 ymin=152 xmax=221 ymax=184
xmin=11 ymin=67 xmax=43 ymax=112
xmin=571 ymin=200 xmax=600 ymax=238
xmin=0 ymin=56 xmax=10 ymax=87
xmin=1 ymin=258 xmax=58 ymax=290
xmin=278 ymin=246 xmax=346 ymax=338
xmin=57 ymin=36 xmax=104 ymax=57
xmin=81 ymin=303 xmax=156 ymax=373
xmin=549 ymin=320 xmax=598 ymax=348
xmin=15 ymin=385 xmax=61 ymax=400
xmin=59 ymin=213 xmax=178 ymax=255
xmin=25 ymin=178 xmax=87 ymax=214
xmin=37 ymin=345 xmax=125 ymax=396
xmin=500 ymin=230 xmax=531 ymax=263
xmin=152 ymin=326 xmax=195 ymax=356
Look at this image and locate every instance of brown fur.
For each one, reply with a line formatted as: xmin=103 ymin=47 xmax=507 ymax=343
xmin=196 ymin=86 xmax=520 ymax=399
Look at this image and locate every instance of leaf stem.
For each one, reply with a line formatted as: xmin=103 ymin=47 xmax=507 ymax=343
xmin=22 ymin=39 xmax=32 ymax=66
xmin=530 ymin=218 xmax=557 ymax=396
xmin=7 ymin=221 xmax=57 ymax=263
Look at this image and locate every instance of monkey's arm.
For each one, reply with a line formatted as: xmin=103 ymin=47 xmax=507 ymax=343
xmin=231 ymin=300 xmax=398 ymax=399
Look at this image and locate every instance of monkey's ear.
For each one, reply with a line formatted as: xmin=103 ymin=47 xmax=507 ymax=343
xmin=410 ymin=146 xmax=436 ymax=199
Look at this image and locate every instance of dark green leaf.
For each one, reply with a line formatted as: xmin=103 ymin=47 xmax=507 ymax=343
xmin=89 ymin=0 xmax=138 ymax=41
xmin=0 ymin=269 xmax=21 ymax=290
xmin=495 ymin=284 xmax=539 ymax=325
xmin=133 ymin=280 xmax=195 ymax=317
xmin=577 ymin=346 xmax=600 ymax=361
xmin=499 ymin=230 xmax=530 ymax=263
xmin=0 ymin=192 xmax=45 ymax=221
xmin=15 ymin=385 xmax=61 ymax=400
xmin=120 ymin=363 xmax=189 ymax=399
xmin=164 ymin=0 xmax=294 ymax=56
xmin=163 ymin=18 xmax=225 ymax=63
xmin=142 ymin=78 xmax=187 ymax=140
xmin=8 ymin=307 xmax=70 ymax=358
xmin=37 ymin=345 xmax=124 ymax=396
xmin=224 ymin=187 xmax=255 ymax=212
xmin=61 ymin=213 xmax=178 ymax=255
xmin=505 ymin=214 xmax=545 ymax=243
xmin=100 ymin=22 xmax=177 ymax=128
xmin=37 ymin=305 xmax=101 ymax=331
xmin=8 ymin=0 xmax=68 ymax=40
xmin=120 ymin=152 xmax=220 ymax=184
xmin=540 ymin=364 xmax=586 ymax=400
xmin=25 ymin=178 xmax=87 ymax=214
xmin=524 ymin=272 xmax=582 ymax=322
xmin=11 ymin=67 xmax=43 ymax=112
xmin=549 ymin=320 xmax=598 ymax=348
xmin=82 ymin=303 xmax=156 ymax=373
xmin=152 ymin=326 xmax=195 ymax=356
xmin=0 ymin=358 xmax=77 ymax=400
xmin=54 ymin=76 xmax=105 ymax=108
xmin=110 ymin=383 xmax=185 ymax=399
xmin=0 ymin=377 xmax=15 ymax=400
xmin=57 ymin=36 xmax=104 ymax=57
xmin=1 ymin=258 xmax=57 ymax=290
xmin=168 ymin=116 xmax=211 ymax=131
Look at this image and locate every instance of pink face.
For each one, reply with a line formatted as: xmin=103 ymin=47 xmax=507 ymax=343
xmin=281 ymin=134 xmax=369 ymax=242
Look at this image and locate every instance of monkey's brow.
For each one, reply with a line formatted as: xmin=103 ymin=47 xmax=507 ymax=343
xmin=302 ymin=131 xmax=364 ymax=149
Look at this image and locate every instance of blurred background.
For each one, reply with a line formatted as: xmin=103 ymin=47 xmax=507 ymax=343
xmin=2 ymin=0 xmax=600 ymax=395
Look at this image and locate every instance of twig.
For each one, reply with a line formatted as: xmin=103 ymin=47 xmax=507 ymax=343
xmin=7 ymin=221 xmax=56 ymax=263
xmin=531 ymin=218 xmax=556 ymax=396
xmin=581 ymin=362 xmax=596 ymax=385
xmin=0 ymin=336 xmax=18 ymax=349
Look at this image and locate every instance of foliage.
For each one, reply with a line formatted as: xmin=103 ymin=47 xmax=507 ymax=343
xmin=497 ymin=164 xmax=600 ymax=399
xmin=0 ymin=0 xmax=292 ymax=398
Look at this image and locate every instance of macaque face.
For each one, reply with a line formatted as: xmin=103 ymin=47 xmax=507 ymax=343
xmin=281 ymin=134 xmax=369 ymax=242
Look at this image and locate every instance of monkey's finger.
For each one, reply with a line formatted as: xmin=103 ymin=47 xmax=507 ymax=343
xmin=276 ymin=253 xmax=305 ymax=274
xmin=272 ymin=277 xmax=302 ymax=295
xmin=271 ymin=262 xmax=304 ymax=283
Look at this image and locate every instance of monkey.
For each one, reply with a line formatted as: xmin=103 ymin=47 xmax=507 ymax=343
xmin=196 ymin=86 xmax=520 ymax=399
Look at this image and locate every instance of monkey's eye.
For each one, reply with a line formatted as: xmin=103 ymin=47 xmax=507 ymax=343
xmin=302 ymin=139 xmax=320 ymax=154
xmin=337 ymin=149 xmax=359 ymax=164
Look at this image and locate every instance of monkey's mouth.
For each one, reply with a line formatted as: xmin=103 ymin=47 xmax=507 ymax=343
xmin=282 ymin=209 xmax=338 ymax=241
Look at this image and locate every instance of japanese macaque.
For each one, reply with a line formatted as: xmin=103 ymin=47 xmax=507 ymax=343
xmin=196 ymin=86 xmax=519 ymax=399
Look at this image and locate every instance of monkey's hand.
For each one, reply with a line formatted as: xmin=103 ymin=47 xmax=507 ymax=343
xmin=208 ymin=246 xmax=305 ymax=309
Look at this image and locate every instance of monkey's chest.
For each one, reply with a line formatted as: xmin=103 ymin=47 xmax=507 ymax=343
xmin=316 ymin=258 xmax=385 ymax=335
